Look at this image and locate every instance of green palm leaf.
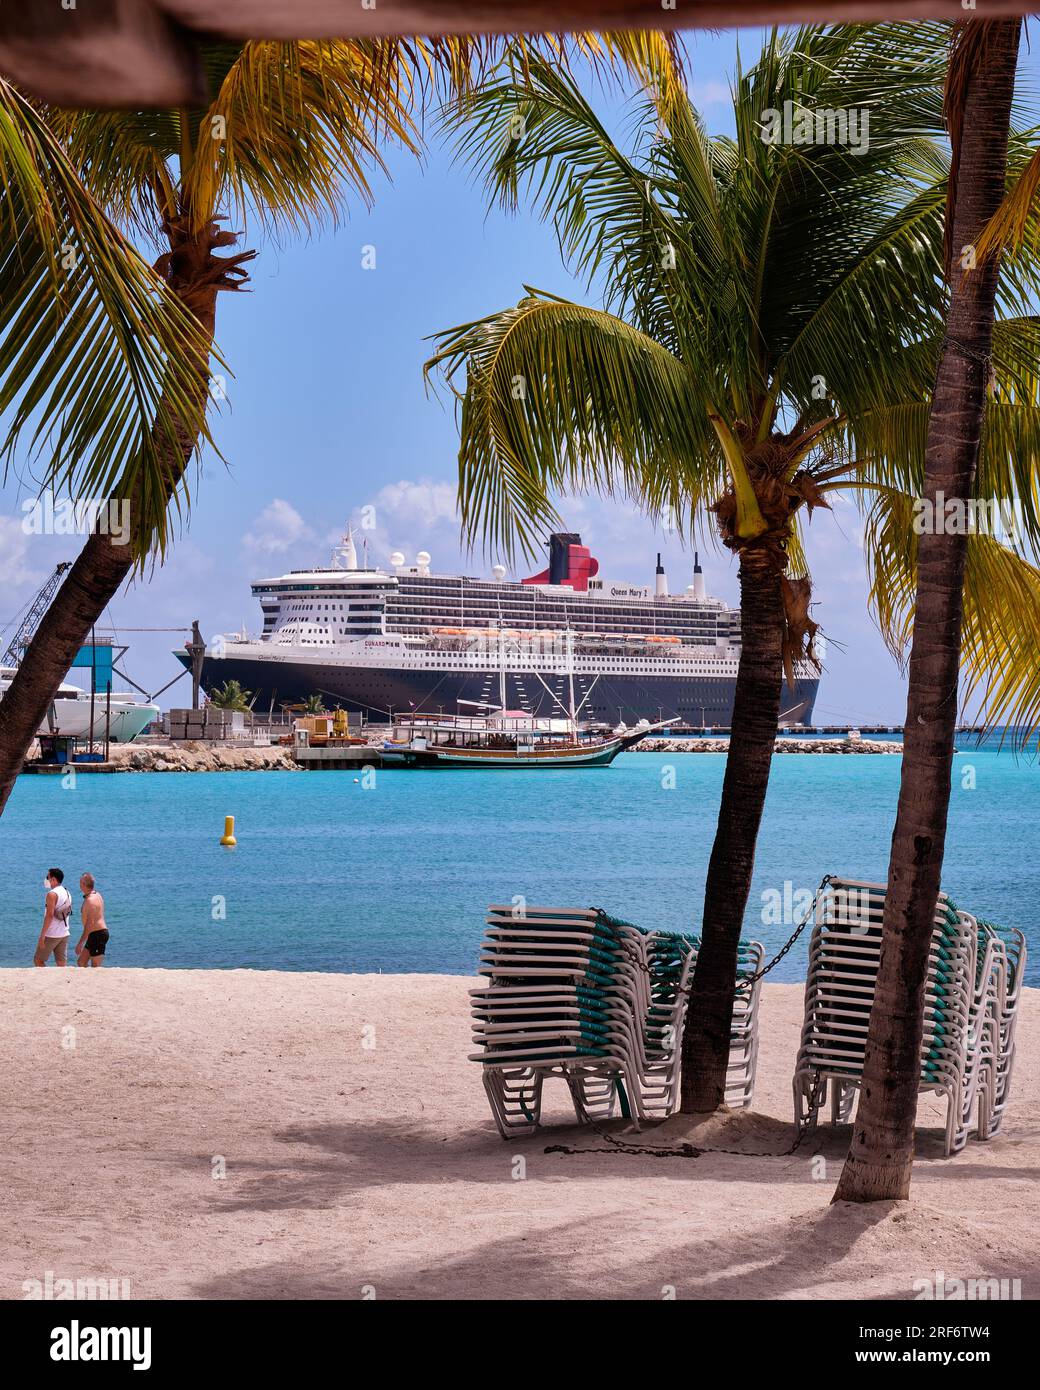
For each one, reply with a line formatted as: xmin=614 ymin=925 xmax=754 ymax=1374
xmin=426 ymin=290 xmax=719 ymax=561
xmin=0 ymin=81 xmax=218 ymax=556
xmin=864 ymin=486 xmax=1040 ymax=744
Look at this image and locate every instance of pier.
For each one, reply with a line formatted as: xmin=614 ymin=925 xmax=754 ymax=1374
xmin=22 ymin=761 xmax=120 ymax=775
xmin=292 ymin=745 xmax=383 ymax=770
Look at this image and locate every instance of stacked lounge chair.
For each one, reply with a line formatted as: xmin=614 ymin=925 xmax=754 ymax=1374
xmin=976 ymin=917 xmax=1027 ymax=1137
xmin=793 ymin=877 xmax=1026 ymax=1156
xmin=471 ymin=904 xmax=764 ymax=1138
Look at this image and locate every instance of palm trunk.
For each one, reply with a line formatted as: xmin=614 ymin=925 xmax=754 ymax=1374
xmin=680 ymin=549 xmax=785 ymax=1112
xmin=0 ymin=528 xmax=141 ymax=809
xmin=0 ymin=215 xmax=242 ymax=817
xmin=833 ymin=19 xmax=1019 ymax=1203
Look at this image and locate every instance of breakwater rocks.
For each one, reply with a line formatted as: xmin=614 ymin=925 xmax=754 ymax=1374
xmin=83 ymin=735 xmax=901 ymax=772
xmin=108 ymin=743 xmax=300 ymax=772
xmin=634 ymin=737 xmax=902 ymax=754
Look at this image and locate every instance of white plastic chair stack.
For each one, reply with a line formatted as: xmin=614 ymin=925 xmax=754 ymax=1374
xmin=727 ymin=940 xmax=766 ymax=1108
xmin=471 ymin=904 xmax=765 ymax=1138
xmin=640 ymin=932 xmax=764 ymax=1113
xmin=471 ymin=906 xmax=647 ymax=1135
xmin=977 ymin=918 xmax=1027 ymax=1136
xmin=793 ymin=877 xmax=1025 ymax=1156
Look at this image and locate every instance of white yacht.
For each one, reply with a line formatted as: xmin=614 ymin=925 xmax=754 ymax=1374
xmin=0 ymin=668 xmax=159 ymax=743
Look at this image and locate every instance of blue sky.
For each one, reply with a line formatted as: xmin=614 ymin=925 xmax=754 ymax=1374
xmin=0 ymin=28 xmax=1024 ymax=722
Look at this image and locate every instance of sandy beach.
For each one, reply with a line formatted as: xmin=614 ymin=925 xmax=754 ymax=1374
xmin=3 ymin=969 xmax=1037 ymax=1301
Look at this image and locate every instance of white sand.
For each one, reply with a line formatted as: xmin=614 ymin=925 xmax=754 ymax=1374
xmin=3 ymin=970 xmax=1037 ymax=1301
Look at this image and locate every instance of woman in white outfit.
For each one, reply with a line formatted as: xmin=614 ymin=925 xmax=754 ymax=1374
xmin=35 ymin=868 xmax=73 ymax=966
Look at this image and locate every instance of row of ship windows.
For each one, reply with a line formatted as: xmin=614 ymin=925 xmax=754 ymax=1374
xmin=394 ymin=580 xmax=714 ymax=600
xmin=267 ymin=633 xmax=740 ymax=659
xmin=389 ymin=603 xmax=727 ymax=623
xmin=273 ymin=612 xmax=731 ymax=639
xmin=283 ymin=602 xmax=383 ymax=613
xmin=391 ymin=624 xmax=724 ymax=638
xmin=276 ymin=628 xmax=380 ymax=642
xmin=394 ymin=596 xmax=733 ymax=619
xmin=257 ymin=580 xmax=732 ymax=618
xmin=391 ymin=618 xmax=723 ymax=634
xmin=390 ymin=660 xmax=732 ymax=672
xmin=264 ymin=598 xmax=737 ymax=629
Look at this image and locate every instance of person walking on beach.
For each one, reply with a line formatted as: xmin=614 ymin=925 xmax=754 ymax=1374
xmin=75 ymin=874 xmax=109 ymax=968
xmin=34 ymin=869 xmax=73 ymax=966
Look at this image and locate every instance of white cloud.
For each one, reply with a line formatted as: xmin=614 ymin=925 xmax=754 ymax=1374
xmin=242 ymin=499 xmax=313 ymax=555
xmin=0 ymin=514 xmax=36 ymax=587
xmin=689 ymin=78 xmax=732 ymax=110
xmin=365 ymin=479 xmax=458 ymax=530
xmin=349 ymin=479 xmax=461 ymax=569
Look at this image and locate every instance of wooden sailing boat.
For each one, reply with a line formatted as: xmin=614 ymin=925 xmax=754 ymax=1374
xmin=380 ymin=629 xmax=677 ymax=768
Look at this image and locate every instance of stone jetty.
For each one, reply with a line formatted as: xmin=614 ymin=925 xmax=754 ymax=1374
xmin=632 ymin=736 xmax=902 ymax=754
xmin=107 ymin=742 xmax=300 ymax=772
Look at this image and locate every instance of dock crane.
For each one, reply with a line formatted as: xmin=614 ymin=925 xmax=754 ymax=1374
xmin=1 ymin=562 xmax=72 ymax=667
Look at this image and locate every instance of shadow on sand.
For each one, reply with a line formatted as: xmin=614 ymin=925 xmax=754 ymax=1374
xmin=168 ymin=1106 xmax=1040 ymax=1299
xmin=189 ymin=1197 xmax=1011 ymax=1300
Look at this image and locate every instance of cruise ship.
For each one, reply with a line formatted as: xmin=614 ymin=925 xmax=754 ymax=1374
xmin=177 ymin=531 xmax=820 ymax=726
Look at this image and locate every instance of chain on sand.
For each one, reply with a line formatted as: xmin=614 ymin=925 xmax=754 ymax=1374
xmin=544 ymin=878 xmax=833 ymax=1161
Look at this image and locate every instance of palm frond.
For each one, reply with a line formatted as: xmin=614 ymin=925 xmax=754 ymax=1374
xmin=183 ymin=41 xmax=422 ymax=233
xmin=0 ymin=82 xmax=218 ymax=557
xmin=864 ymin=486 xmax=1040 ymax=746
xmin=47 ymin=34 xmax=685 ymax=242
xmin=840 ymin=314 xmax=1040 ymax=552
xmin=425 ymin=291 xmax=717 ymax=562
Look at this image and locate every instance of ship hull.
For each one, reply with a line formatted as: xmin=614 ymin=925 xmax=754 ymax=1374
xmin=380 ymin=741 xmax=626 ymax=768
xmin=42 ymin=699 xmax=159 ymax=743
xmin=178 ymin=652 xmax=819 ymax=726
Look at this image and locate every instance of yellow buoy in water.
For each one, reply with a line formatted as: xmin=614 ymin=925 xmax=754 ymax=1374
xmin=220 ymin=815 xmax=237 ymax=847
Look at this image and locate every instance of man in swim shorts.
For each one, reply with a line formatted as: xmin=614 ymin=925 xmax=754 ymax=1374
xmin=75 ymin=873 xmax=110 ymax=968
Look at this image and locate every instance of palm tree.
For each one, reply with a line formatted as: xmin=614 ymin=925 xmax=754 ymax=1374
xmin=833 ymin=18 xmax=1026 ymax=1203
xmin=302 ymin=694 xmax=327 ymax=714
xmin=0 ymin=33 xmax=682 ymax=819
xmin=208 ymin=680 xmax=253 ymax=712
xmin=425 ymin=26 xmax=1040 ymax=1111
xmin=0 ymin=81 xmax=217 ymax=768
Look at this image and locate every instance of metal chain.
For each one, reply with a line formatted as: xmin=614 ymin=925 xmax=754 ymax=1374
xmin=542 ymin=880 xmax=837 ymax=1162
xmin=544 ymin=1077 xmax=820 ymax=1161
xmin=591 ymin=873 xmax=833 ymax=997
xmin=940 ymin=333 xmax=992 ymax=369
xmin=734 ymin=873 xmax=833 ymax=991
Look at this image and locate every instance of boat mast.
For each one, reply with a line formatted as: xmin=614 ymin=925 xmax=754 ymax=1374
xmin=498 ymin=627 xmax=507 ymax=713
xmin=566 ymin=627 xmax=576 ymax=738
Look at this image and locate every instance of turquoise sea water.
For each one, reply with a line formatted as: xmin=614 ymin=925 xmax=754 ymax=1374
xmin=2 ymin=743 xmax=1036 ymax=982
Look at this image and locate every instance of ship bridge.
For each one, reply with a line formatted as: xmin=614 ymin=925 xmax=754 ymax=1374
xmin=250 ymin=568 xmax=397 ymax=646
